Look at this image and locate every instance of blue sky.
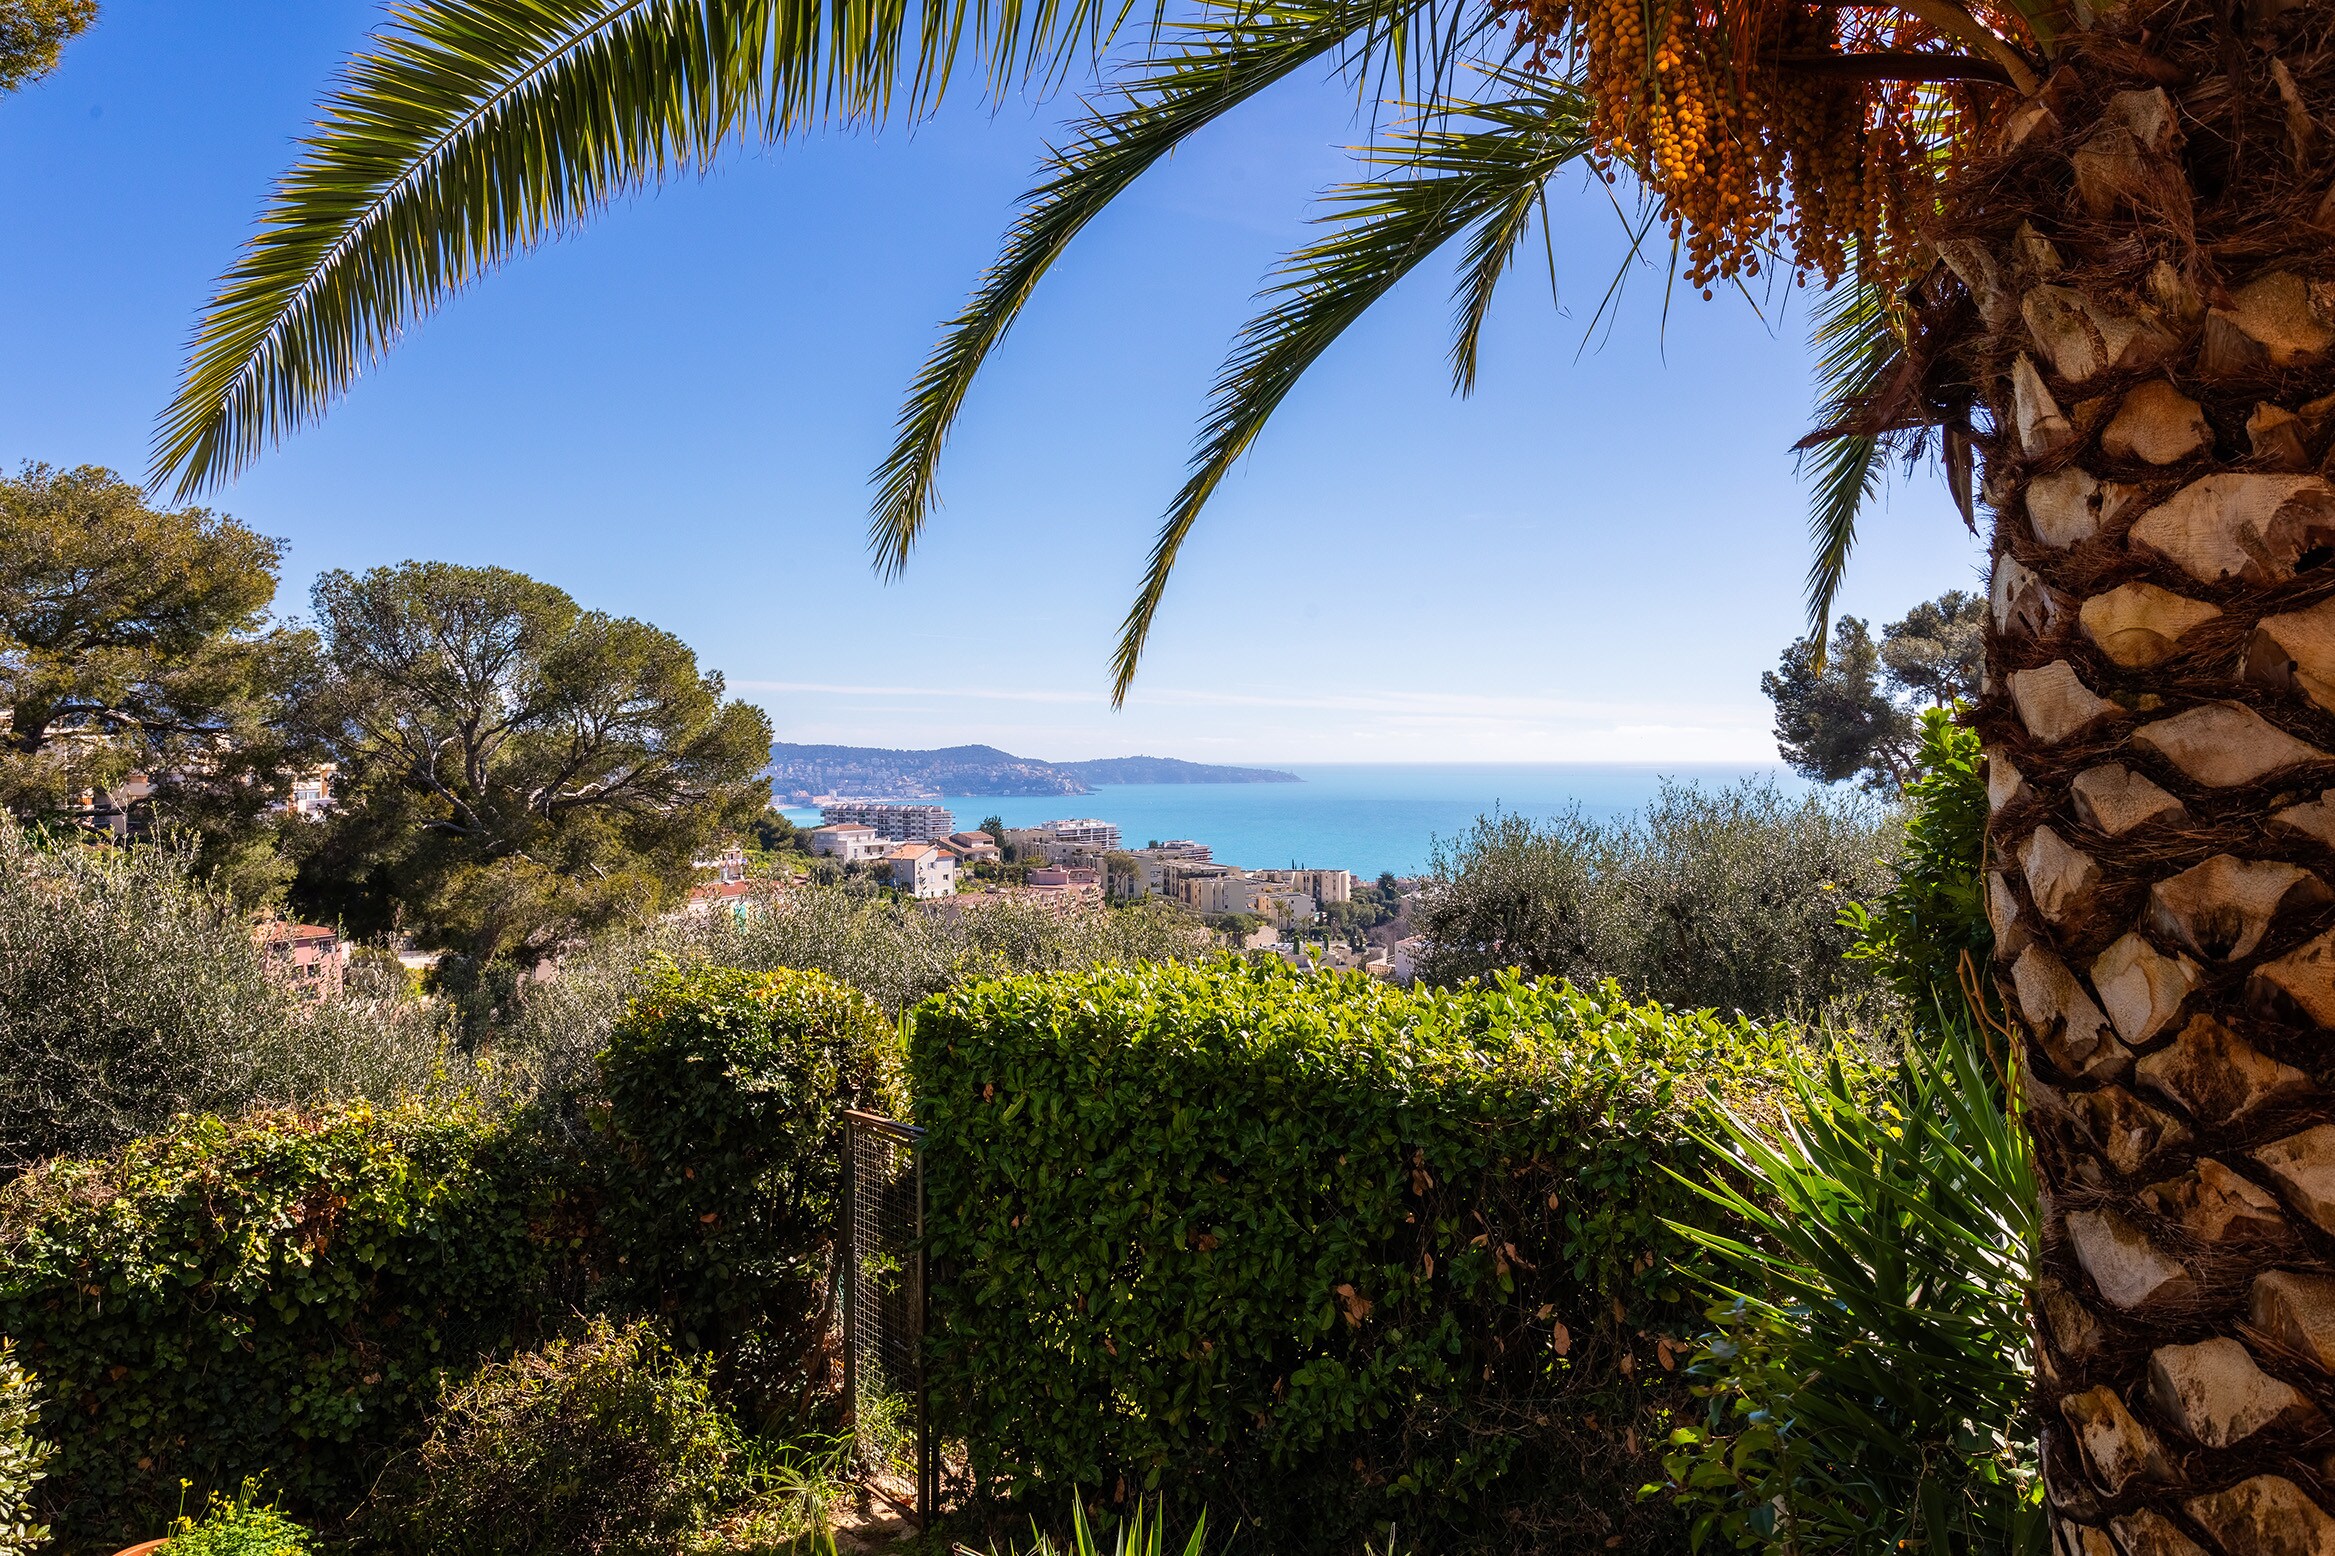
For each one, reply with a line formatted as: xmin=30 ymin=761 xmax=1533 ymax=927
xmin=0 ymin=1 xmax=1986 ymax=763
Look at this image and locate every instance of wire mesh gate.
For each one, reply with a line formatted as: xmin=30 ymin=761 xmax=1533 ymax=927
xmin=839 ymin=1108 xmax=935 ymax=1523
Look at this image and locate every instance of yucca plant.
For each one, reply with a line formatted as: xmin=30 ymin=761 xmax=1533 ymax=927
xmin=1658 ymin=1010 xmax=2042 ymax=1555
xmin=962 ymin=1499 xmax=1211 ymax=1556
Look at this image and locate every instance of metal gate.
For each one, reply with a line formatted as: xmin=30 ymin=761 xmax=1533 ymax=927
xmin=839 ymin=1108 xmax=934 ymax=1521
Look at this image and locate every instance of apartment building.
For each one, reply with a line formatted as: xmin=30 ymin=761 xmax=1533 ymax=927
xmin=1024 ymin=865 xmax=1103 ymax=909
xmin=945 ymin=830 xmax=1002 ymax=864
xmin=884 ymin=842 xmax=959 ymax=899
xmin=805 ymin=822 xmax=888 ymax=863
xmin=818 ymin=801 xmax=956 ymax=841
xmin=253 ymin=921 xmax=348 ymax=1001
xmin=1036 ymin=818 xmax=1121 ymax=850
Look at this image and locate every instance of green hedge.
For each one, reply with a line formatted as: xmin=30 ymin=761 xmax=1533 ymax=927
xmin=596 ymin=964 xmax=903 ymax=1421
xmin=0 ymin=964 xmax=903 ymax=1548
xmin=0 ymin=1103 xmax=583 ymax=1549
xmin=911 ymin=959 xmax=1798 ymax=1554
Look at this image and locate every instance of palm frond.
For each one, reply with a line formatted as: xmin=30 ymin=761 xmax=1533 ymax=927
xmin=1795 ymin=265 xmax=1903 ymax=652
xmin=152 ymin=0 xmax=1145 ymax=498
xmin=867 ymin=0 xmax=1484 ymax=578
xmin=1110 ymin=78 xmax=1592 ymax=702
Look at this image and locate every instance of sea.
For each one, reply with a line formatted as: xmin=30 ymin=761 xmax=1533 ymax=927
xmin=779 ymin=762 xmax=1804 ymax=880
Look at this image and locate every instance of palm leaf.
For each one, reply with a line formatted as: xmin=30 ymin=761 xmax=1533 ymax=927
xmin=867 ymin=0 xmax=1484 ymax=578
xmin=151 ymin=0 xmax=1147 ymax=498
xmin=1795 ymin=264 xmax=1902 ymax=652
xmin=1108 ymin=76 xmax=1592 ymax=702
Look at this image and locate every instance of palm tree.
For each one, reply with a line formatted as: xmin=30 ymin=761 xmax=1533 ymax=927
xmin=156 ymin=0 xmax=2335 ymax=1544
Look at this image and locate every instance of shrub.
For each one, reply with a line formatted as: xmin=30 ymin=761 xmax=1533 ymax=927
xmin=1841 ymin=707 xmax=1993 ymax=1017
xmin=0 ymin=1103 xmax=580 ymax=1548
xmin=0 ymin=824 xmax=448 ymax=1170
xmin=597 ymin=966 xmax=904 ymax=1422
xmin=0 ymin=1339 xmax=48 ymax=1556
xmin=1658 ymin=1011 xmax=2039 ymax=1552
xmin=912 ymin=959 xmax=1801 ymax=1555
xmin=165 ymin=1481 xmax=315 ymax=1556
xmin=1414 ymin=779 xmax=1894 ymax=1019
xmin=497 ymin=885 xmax=1202 ymax=1108
xmin=372 ymin=1317 xmax=733 ymax=1556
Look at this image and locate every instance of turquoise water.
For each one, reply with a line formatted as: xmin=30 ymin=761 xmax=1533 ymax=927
xmin=780 ymin=762 xmax=1801 ymax=879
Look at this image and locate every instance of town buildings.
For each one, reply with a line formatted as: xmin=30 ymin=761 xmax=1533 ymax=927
xmin=818 ymin=801 xmax=955 ymax=841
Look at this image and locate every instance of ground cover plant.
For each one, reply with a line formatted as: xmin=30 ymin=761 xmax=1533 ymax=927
xmin=913 ymin=958 xmax=1808 ymax=1555
xmin=165 ymin=1481 xmax=317 ymax=1556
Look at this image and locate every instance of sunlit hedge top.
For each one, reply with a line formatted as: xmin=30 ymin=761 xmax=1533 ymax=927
xmin=908 ymin=958 xmax=1811 ymax=1551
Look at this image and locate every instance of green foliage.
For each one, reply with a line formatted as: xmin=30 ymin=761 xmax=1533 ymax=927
xmin=296 ymin=560 xmax=773 ymax=960
xmin=1657 ymin=1012 xmax=2039 ymax=1554
xmin=1763 ymin=593 xmax=1984 ymax=797
xmin=372 ymin=1317 xmax=733 ymax=1556
xmin=0 ymin=1338 xmax=49 ymax=1556
xmin=597 ymin=967 xmax=903 ymax=1419
xmin=0 ymin=0 xmax=94 ymax=92
xmin=1841 ymin=707 xmax=1992 ymax=1015
xmin=1415 ymin=778 xmax=1893 ymax=1019
xmin=913 ymin=959 xmax=1800 ymax=1555
xmin=0 ymin=823 xmax=448 ymax=1169
xmin=0 ymin=463 xmax=321 ymax=889
xmin=970 ymin=1500 xmax=1211 ymax=1556
xmin=0 ymin=1102 xmax=577 ymax=1548
xmin=1761 ymin=617 xmax=1915 ymax=794
xmin=495 ymin=884 xmax=1202 ymax=1102
xmin=166 ymin=1480 xmax=316 ymax=1556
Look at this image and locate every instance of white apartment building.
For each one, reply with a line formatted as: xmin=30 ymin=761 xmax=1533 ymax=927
xmin=884 ymin=842 xmax=959 ymax=899
xmin=1142 ymin=839 xmax=1212 ymax=863
xmin=819 ymin=802 xmax=957 ymax=841
xmin=1037 ymin=817 xmax=1121 ymax=850
xmin=1250 ymin=868 xmax=1352 ymax=906
xmin=806 ymin=823 xmax=888 ymax=863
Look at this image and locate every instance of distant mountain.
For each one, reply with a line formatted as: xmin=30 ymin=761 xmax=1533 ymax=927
xmin=765 ymin=743 xmax=1083 ymax=799
xmin=764 ymin=742 xmax=1299 ymax=800
xmin=1056 ymin=756 xmax=1301 ymax=785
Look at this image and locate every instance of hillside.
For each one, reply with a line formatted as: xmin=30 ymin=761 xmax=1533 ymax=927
xmin=1056 ymin=756 xmax=1301 ymax=785
xmin=764 ymin=743 xmax=1299 ymax=799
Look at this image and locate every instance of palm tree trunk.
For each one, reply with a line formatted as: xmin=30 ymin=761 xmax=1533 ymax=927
xmin=1962 ymin=3 xmax=2335 ymax=1544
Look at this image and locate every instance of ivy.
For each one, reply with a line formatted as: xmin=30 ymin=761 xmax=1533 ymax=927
xmin=912 ymin=959 xmax=1796 ymax=1555
xmin=0 ymin=1103 xmax=585 ymax=1549
xmin=595 ymin=965 xmax=904 ymax=1421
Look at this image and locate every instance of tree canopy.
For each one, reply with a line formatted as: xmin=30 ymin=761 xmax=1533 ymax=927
xmin=0 ymin=464 xmax=320 ymax=884
xmin=296 ymin=561 xmax=773 ymax=961
xmin=1761 ymin=589 xmax=1982 ymax=793
xmin=0 ymin=0 xmax=93 ymax=93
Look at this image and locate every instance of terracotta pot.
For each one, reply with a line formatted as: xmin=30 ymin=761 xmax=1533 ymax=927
xmin=110 ymin=1540 xmax=169 ymax=1555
